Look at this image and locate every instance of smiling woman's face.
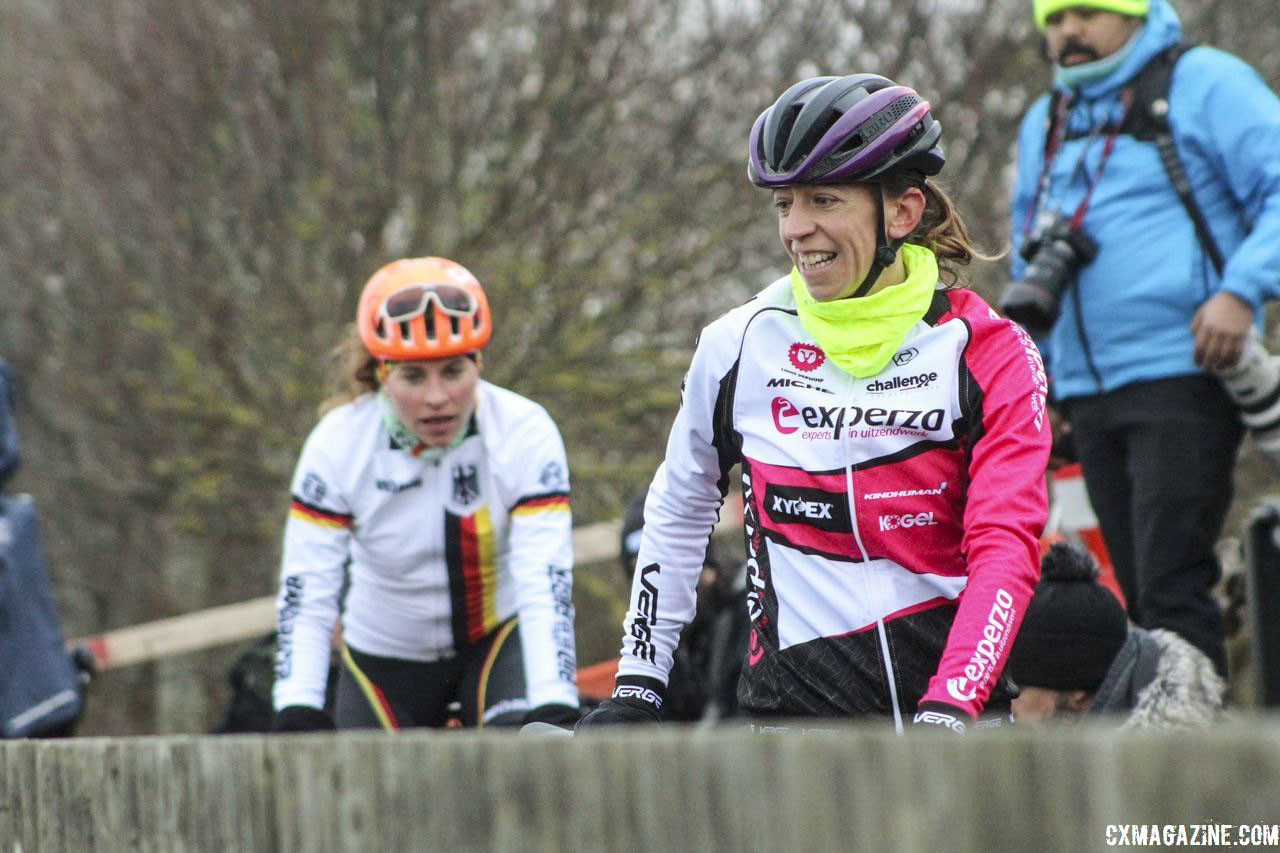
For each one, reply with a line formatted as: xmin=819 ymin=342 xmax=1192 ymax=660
xmin=383 ymin=356 xmax=480 ymax=447
xmin=773 ymin=183 xmax=882 ymax=302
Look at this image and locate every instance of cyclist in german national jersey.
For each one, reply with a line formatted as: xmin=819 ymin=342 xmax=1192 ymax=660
xmin=272 ymin=257 xmax=579 ymax=732
xmin=579 ymin=75 xmax=1051 ymax=733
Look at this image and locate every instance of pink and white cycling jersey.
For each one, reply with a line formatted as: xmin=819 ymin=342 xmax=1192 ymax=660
xmin=617 ymin=276 xmax=1050 ymax=725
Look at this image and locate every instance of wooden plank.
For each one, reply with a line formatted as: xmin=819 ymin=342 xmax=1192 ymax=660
xmin=5 ymin=725 xmax=1280 ymax=850
xmin=79 ymin=597 xmax=279 ymax=671
xmin=191 ymin=736 xmax=278 ymax=851
xmin=0 ymin=742 xmax=38 ymax=847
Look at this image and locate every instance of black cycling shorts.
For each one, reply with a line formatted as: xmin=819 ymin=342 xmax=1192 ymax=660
xmin=334 ymin=617 xmax=528 ymax=730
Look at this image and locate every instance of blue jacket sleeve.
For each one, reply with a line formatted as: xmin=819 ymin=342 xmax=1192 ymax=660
xmin=1174 ymin=48 xmax=1280 ymax=310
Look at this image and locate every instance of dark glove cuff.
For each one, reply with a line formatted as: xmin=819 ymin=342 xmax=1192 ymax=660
xmin=911 ymin=701 xmax=973 ymax=733
xmin=575 ymin=676 xmax=666 ymax=730
xmin=523 ymin=703 xmax=581 ymax=727
xmin=273 ymin=705 xmax=336 ymax=733
xmin=610 ymin=675 xmax=665 ymax=712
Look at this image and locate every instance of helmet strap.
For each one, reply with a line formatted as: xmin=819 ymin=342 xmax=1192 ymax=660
xmin=849 ymin=183 xmax=904 ymax=299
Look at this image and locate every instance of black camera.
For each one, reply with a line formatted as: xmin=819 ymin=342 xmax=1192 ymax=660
xmin=999 ymin=213 xmax=1099 ymax=334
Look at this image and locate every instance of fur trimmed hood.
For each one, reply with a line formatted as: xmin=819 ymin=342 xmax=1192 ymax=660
xmin=1088 ymin=626 xmax=1225 ymax=728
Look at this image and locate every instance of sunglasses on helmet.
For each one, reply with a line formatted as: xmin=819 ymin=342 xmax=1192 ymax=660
xmin=382 ymin=282 xmax=478 ymax=323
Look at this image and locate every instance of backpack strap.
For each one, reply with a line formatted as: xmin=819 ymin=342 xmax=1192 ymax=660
xmin=1122 ymin=42 xmax=1193 ymax=140
xmin=1124 ymin=42 xmax=1226 ymax=274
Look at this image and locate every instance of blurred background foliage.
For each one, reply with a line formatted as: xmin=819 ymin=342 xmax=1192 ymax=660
xmin=0 ymin=0 xmax=1276 ymax=733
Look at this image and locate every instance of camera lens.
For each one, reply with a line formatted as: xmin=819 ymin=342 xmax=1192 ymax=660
xmin=1000 ymin=214 xmax=1098 ymax=334
xmin=1219 ymin=332 xmax=1280 ymax=430
xmin=999 ymin=281 xmax=1059 ymax=334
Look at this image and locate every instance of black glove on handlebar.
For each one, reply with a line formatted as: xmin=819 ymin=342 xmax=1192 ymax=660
xmin=575 ymin=697 xmax=660 ymax=728
xmin=273 ymin=705 xmax=337 ymax=733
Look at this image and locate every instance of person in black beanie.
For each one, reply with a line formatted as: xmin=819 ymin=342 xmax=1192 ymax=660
xmin=1008 ymin=542 xmax=1224 ymax=728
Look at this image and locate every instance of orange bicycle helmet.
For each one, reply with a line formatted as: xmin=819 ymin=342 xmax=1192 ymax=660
xmin=357 ymin=257 xmax=491 ymax=361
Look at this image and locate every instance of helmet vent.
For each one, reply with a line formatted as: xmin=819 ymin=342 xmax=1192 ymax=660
xmin=834 ymin=133 xmax=866 ymax=157
xmin=773 ymin=104 xmax=803 ymax=167
xmin=398 ymin=320 xmax=412 ymax=341
xmin=893 ymin=121 xmax=926 ymax=156
xmin=863 ymin=99 xmax=913 ymax=144
xmin=449 ymin=316 xmax=460 ymax=337
xmin=424 ymin=311 xmax=436 ymax=341
xmin=873 ymin=97 xmax=915 ymax=132
xmin=828 ymin=97 xmax=917 ymax=165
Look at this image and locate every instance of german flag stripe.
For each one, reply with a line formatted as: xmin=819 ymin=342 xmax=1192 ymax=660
xmin=340 ymin=645 xmax=399 ymax=731
xmin=446 ymin=508 xmax=499 ymax=645
xmin=511 ymin=491 xmax=570 ymax=516
xmin=289 ymin=498 xmax=354 ymax=529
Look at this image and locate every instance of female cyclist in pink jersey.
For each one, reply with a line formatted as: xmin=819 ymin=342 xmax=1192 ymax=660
xmin=272 ymin=257 xmax=579 ymax=732
xmin=580 ymin=74 xmax=1051 ymax=733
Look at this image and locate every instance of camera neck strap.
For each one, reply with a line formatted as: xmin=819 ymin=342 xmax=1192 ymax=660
xmin=1022 ymin=88 xmax=1132 ymax=240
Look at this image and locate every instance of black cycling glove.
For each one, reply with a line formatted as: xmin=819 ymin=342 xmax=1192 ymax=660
xmin=272 ymin=705 xmax=336 ymax=733
xmin=522 ymin=703 xmax=581 ymax=728
xmin=910 ymin=701 xmax=972 ymax=733
xmin=576 ymin=697 xmax=660 ymax=728
xmin=575 ymin=676 xmax=664 ymax=729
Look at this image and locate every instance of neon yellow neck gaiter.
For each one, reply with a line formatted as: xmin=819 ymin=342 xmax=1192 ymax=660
xmin=791 ymin=243 xmax=939 ymax=378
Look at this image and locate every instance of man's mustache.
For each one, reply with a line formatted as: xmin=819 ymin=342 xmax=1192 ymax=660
xmin=1058 ymin=38 xmax=1100 ymax=64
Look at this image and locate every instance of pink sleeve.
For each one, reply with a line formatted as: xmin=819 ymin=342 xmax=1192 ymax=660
xmin=921 ymin=314 xmax=1050 ymax=718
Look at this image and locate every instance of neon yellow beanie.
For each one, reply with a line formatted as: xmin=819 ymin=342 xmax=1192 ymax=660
xmin=1033 ymin=0 xmax=1150 ymax=30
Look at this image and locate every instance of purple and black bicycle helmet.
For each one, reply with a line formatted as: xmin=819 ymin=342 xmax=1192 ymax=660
xmin=748 ymin=73 xmax=944 ymax=188
xmin=749 ymin=74 xmax=944 ymax=297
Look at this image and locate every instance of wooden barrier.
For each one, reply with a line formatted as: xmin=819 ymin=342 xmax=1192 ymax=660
xmin=3 ymin=721 xmax=1280 ymax=852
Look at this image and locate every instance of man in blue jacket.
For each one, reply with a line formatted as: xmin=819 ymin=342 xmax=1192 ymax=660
xmin=1004 ymin=0 xmax=1280 ymax=676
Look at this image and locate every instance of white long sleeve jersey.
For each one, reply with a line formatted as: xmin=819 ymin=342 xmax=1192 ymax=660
xmin=273 ymin=381 xmax=577 ymax=711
